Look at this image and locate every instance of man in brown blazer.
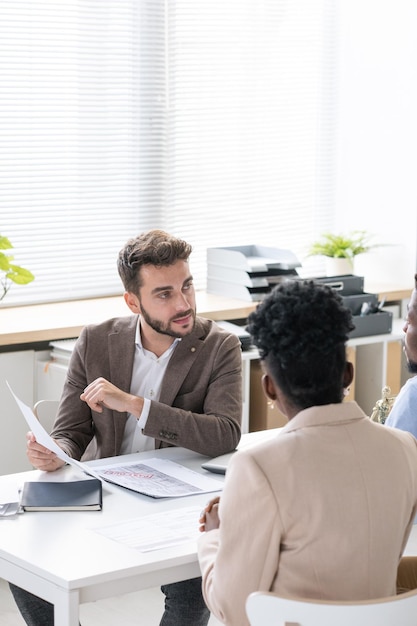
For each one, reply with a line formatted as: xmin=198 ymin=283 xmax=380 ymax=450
xmin=198 ymin=280 xmax=417 ymax=626
xmin=10 ymin=230 xmax=242 ymax=626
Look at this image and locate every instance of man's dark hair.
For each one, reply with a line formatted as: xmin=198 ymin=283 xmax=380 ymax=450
xmin=117 ymin=229 xmax=192 ymax=294
xmin=247 ymin=280 xmax=355 ymax=409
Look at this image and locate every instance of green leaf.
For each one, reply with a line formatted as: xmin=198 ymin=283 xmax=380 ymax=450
xmin=7 ymin=264 xmax=35 ymax=285
xmin=0 ymin=235 xmax=35 ymax=298
xmin=308 ymin=230 xmax=376 ymax=259
xmin=0 ymin=236 xmax=13 ymax=251
xmin=0 ymin=252 xmax=11 ymax=271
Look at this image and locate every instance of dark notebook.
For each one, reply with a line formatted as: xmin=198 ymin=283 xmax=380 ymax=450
xmin=20 ymin=478 xmax=102 ymax=512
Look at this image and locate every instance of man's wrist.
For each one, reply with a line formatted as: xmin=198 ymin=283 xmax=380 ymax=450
xmin=128 ymin=395 xmax=144 ymax=419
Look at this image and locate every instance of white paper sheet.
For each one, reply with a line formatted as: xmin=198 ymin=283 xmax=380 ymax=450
xmin=6 ymin=382 xmax=100 ymax=478
xmin=93 ymin=505 xmax=202 ymax=551
xmin=96 ymin=457 xmax=223 ymax=498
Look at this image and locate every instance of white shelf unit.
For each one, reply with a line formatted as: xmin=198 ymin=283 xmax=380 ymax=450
xmin=34 ymin=322 xmax=405 ymax=434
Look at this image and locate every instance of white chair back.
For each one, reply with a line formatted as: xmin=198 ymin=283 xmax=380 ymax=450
xmin=33 ymin=399 xmax=60 ymax=433
xmin=246 ymin=590 xmax=417 ymax=626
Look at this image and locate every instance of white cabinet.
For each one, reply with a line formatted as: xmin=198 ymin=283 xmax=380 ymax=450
xmin=0 ymin=350 xmax=35 ymax=474
xmin=35 ymin=359 xmax=68 ymax=404
xmin=0 ymin=348 xmax=69 ymax=475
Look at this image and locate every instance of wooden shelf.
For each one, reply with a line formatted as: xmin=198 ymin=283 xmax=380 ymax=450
xmin=0 ymin=292 xmax=257 ymax=348
xmin=0 ymin=283 xmax=411 ymax=349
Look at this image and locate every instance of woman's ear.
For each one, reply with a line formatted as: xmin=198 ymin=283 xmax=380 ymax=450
xmin=261 ymin=373 xmax=277 ymax=402
xmin=343 ymin=361 xmax=354 ymax=389
xmin=262 ymin=372 xmax=291 ymax=419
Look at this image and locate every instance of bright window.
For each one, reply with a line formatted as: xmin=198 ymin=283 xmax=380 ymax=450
xmin=0 ymin=0 xmax=335 ymax=306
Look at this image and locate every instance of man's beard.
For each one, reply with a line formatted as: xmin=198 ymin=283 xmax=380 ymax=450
xmin=403 ymin=338 xmax=417 ymax=374
xmin=139 ymin=302 xmax=196 ymax=339
xmin=407 ymin=357 xmax=417 ymax=374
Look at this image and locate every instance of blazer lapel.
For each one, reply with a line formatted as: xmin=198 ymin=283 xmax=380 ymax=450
xmin=159 ymin=320 xmax=205 ymax=405
xmin=108 ymin=315 xmax=138 ymax=450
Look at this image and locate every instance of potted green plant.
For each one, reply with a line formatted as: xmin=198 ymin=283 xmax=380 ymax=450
xmin=0 ymin=235 xmax=35 ymax=301
xmin=308 ymin=230 xmax=376 ymax=276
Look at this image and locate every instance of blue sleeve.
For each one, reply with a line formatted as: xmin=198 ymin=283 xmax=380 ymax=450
xmin=385 ymin=378 xmax=417 ymax=439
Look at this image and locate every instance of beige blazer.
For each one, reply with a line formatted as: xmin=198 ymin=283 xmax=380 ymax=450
xmin=198 ymin=402 xmax=417 ymax=626
xmin=51 ymin=315 xmax=242 ymax=460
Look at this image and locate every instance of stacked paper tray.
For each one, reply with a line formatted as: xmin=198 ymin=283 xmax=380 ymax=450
xmin=207 ymin=245 xmax=301 ymax=302
xmin=309 ymin=275 xmax=392 ymax=338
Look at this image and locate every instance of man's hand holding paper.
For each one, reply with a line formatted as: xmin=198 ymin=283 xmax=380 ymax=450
xmin=26 ymin=431 xmax=66 ymax=472
xmin=7 ymin=382 xmax=96 ymax=477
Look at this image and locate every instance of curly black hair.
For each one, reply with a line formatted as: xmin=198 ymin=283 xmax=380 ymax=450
xmin=247 ymin=280 xmax=355 ymax=409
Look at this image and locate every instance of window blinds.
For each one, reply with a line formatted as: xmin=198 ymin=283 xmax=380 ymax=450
xmin=0 ymin=0 xmax=335 ymax=306
xmin=0 ymin=1 xmax=150 ymax=305
xmin=162 ymin=0 xmax=336 ymax=285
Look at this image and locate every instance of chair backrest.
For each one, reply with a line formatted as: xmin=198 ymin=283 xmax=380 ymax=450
xmin=33 ymin=399 xmax=60 ymax=433
xmin=246 ymin=590 xmax=417 ymax=626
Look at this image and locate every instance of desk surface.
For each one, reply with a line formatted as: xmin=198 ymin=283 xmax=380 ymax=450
xmin=0 ymin=283 xmax=411 ymax=348
xmin=0 ymin=429 xmax=281 ymax=625
xmin=0 ymin=446 xmax=221 ymax=626
xmin=0 ymin=428 xmax=416 ymax=625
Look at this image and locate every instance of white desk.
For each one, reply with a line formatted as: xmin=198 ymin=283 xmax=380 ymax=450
xmin=1 ymin=428 xmax=416 ymax=626
xmin=0 ymin=446 xmax=226 ymax=626
xmin=0 ymin=429 xmax=280 ymax=624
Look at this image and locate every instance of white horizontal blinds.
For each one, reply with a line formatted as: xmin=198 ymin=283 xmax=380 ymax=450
xmin=164 ymin=0 xmax=336 ymax=285
xmin=0 ymin=1 xmax=153 ymax=306
xmin=136 ymin=0 xmax=167 ymax=234
xmin=1 ymin=0 xmax=336 ymax=307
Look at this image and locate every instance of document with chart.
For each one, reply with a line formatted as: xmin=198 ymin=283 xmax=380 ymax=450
xmin=95 ymin=457 xmax=223 ymax=498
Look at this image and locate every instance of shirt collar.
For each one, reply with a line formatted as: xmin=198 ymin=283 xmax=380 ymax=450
xmin=135 ymin=317 xmax=181 ymax=357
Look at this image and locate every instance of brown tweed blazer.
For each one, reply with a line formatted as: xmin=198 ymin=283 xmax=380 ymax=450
xmin=51 ymin=315 xmax=242 ymax=461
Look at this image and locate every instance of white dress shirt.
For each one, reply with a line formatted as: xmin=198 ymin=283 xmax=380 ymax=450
xmin=120 ymin=319 xmax=180 ymax=454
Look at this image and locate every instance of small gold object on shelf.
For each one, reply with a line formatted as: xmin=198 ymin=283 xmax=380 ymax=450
xmin=370 ymin=386 xmax=396 ymax=424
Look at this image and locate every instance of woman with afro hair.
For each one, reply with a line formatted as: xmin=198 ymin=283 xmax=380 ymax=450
xmin=198 ymin=280 xmax=417 ymax=626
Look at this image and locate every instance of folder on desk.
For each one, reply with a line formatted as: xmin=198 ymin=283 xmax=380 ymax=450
xmin=20 ymin=479 xmax=102 ymax=512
